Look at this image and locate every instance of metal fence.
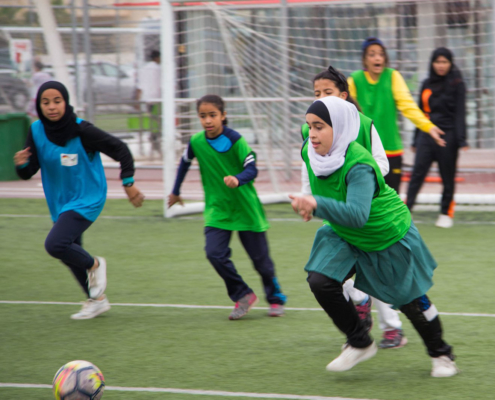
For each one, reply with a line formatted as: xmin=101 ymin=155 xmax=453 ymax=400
xmin=1 ymin=1 xmax=495 ymax=165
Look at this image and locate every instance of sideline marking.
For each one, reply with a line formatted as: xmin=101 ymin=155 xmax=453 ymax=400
xmin=0 ymin=300 xmax=494 ymax=318
xmin=0 ymin=383 xmax=378 ymax=400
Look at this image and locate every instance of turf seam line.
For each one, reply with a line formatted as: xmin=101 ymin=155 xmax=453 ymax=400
xmin=1 ymin=214 xmax=495 ymax=224
xmin=0 ymin=300 xmax=494 ymax=318
xmin=0 ymin=383 xmax=379 ymax=400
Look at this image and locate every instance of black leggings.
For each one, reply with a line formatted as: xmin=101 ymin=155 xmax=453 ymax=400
xmin=407 ymin=133 xmax=459 ymax=215
xmin=45 ymin=210 xmax=94 ymax=297
xmin=385 ymin=155 xmax=402 ymax=194
xmin=307 ymin=272 xmax=453 ymax=358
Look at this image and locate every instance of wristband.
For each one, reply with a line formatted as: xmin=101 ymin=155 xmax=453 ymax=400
xmin=123 ymin=176 xmax=135 ymax=187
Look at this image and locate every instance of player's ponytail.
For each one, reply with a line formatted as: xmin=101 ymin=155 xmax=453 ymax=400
xmin=345 ymin=94 xmax=361 ymax=112
xmin=197 ymin=94 xmax=228 ymax=125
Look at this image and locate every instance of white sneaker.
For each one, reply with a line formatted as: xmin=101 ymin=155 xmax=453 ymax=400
xmin=435 ymin=214 xmax=453 ymax=228
xmin=71 ymin=296 xmax=111 ymax=320
xmin=431 ymin=355 xmax=459 ymax=377
xmin=88 ymin=256 xmax=107 ymax=299
xmin=326 ymin=342 xmax=377 ymax=372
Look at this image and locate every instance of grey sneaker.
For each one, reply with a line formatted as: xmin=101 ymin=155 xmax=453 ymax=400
xmin=88 ymin=256 xmax=107 ymax=299
xmin=229 ymin=292 xmax=258 ymax=320
xmin=71 ymin=296 xmax=111 ymax=320
xmin=268 ymin=304 xmax=285 ymax=317
xmin=379 ymin=329 xmax=408 ymax=349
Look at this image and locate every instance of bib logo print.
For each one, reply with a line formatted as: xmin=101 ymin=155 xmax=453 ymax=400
xmin=61 ymin=154 xmax=78 ymax=167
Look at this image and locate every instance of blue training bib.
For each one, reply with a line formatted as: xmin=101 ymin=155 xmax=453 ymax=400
xmin=31 ymin=119 xmax=107 ymax=222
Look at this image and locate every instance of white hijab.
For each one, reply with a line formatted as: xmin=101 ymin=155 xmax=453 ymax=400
xmin=307 ymin=96 xmax=360 ymax=177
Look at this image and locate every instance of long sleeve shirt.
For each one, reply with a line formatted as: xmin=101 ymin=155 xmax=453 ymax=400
xmin=16 ymin=120 xmax=135 ymax=183
xmin=412 ymin=78 xmax=467 ymax=148
xmin=348 ymin=70 xmax=435 ymax=133
xmin=313 ymin=164 xmax=377 ymax=228
xmin=172 ymin=130 xmax=258 ymax=196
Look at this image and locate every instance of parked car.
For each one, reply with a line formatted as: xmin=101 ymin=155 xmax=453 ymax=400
xmin=45 ymin=61 xmax=136 ymax=105
xmin=0 ymin=64 xmax=30 ymax=112
xmin=0 ymin=32 xmax=30 ymax=112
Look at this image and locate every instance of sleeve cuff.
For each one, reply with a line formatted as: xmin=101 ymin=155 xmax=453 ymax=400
xmin=122 ymin=176 xmax=135 ymax=185
xmin=17 ymin=162 xmax=29 ymax=169
xmin=419 ymin=122 xmax=435 ymax=133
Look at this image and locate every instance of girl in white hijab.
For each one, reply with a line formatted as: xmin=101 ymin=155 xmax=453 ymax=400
xmin=290 ymin=97 xmax=457 ymax=378
xmin=306 ymin=96 xmax=360 ymax=177
xmin=304 ymin=92 xmax=408 ymax=350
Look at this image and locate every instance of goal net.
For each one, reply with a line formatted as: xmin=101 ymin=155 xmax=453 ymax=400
xmin=164 ymin=0 xmax=495 ymax=216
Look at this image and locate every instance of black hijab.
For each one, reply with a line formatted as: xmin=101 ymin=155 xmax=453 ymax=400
xmin=428 ymin=47 xmax=463 ymax=91
xmin=36 ymin=81 xmax=79 ymax=146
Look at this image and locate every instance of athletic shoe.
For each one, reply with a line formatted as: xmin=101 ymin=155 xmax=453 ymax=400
xmin=71 ymin=296 xmax=111 ymax=320
xmin=326 ymin=341 xmax=377 ymax=372
xmin=88 ymin=256 xmax=107 ymax=299
xmin=435 ymin=214 xmax=454 ymax=228
xmin=355 ymin=297 xmax=373 ymax=332
xmin=267 ymin=304 xmax=285 ymax=317
xmin=431 ymin=355 xmax=459 ymax=377
xmin=229 ymin=292 xmax=258 ymax=320
xmin=379 ymin=328 xmax=408 ymax=349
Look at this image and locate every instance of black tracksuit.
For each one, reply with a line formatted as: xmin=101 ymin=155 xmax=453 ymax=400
xmin=406 ymin=73 xmax=467 ymax=215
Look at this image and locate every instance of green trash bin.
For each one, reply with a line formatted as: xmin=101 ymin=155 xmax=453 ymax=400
xmin=0 ymin=113 xmax=31 ymax=181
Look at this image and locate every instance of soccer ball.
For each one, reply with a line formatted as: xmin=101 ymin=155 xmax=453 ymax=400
xmin=52 ymin=360 xmax=105 ymax=400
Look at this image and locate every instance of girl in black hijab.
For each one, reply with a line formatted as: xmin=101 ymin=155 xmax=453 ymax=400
xmin=406 ymin=48 xmax=468 ymax=228
xmin=14 ymin=81 xmax=145 ymax=319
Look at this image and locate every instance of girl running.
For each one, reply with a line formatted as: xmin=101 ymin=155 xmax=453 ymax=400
xmin=291 ymin=96 xmax=457 ymax=377
xmin=302 ymin=66 xmax=407 ymax=349
xmin=348 ymin=37 xmax=446 ymax=193
xmin=168 ymin=94 xmax=286 ymax=320
xmin=406 ymin=48 xmax=469 ymax=228
xmin=14 ymin=81 xmax=144 ymax=320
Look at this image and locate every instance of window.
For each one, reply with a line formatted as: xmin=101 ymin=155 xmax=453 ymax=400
xmin=101 ymin=63 xmax=125 ymax=78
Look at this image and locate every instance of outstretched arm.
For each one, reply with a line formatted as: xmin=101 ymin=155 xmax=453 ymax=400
xmin=168 ymin=144 xmax=194 ymax=207
xmin=80 ymin=122 xmax=144 ymax=207
xmin=291 ymin=164 xmax=377 ymax=228
xmin=392 ymin=71 xmax=445 ymax=147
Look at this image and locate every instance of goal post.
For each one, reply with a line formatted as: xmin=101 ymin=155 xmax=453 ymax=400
xmin=162 ymin=0 xmax=495 ymax=217
xmin=161 ymin=0 xmax=177 ymax=218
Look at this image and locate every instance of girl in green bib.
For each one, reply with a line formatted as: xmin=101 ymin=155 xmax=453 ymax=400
xmin=291 ymin=96 xmax=457 ymax=377
xmin=168 ymin=95 xmax=286 ymax=320
xmin=302 ymin=66 xmax=407 ymax=349
xmin=348 ymin=37 xmax=446 ymax=193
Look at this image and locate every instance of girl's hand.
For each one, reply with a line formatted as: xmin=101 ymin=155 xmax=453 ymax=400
xmin=289 ymin=194 xmax=317 ymax=222
xmin=167 ymin=193 xmax=184 ymax=208
xmin=125 ymin=185 xmax=145 ymax=208
xmin=461 ymin=145 xmax=470 ymax=152
xmin=428 ymin=126 xmax=446 ymax=147
xmin=14 ymin=147 xmax=32 ymax=166
xmin=224 ymin=176 xmax=239 ymax=188
xmin=410 ymin=146 xmax=416 ymax=154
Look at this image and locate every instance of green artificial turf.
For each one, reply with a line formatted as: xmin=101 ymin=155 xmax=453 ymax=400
xmin=0 ymin=199 xmax=494 ymax=400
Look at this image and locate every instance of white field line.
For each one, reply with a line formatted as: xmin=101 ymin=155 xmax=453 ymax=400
xmin=0 ymin=383 xmax=378 ymax=400
xmin=1 ymin=214 xmax=495 ymax=224
xmin=0 ymin=300 xmax=494 ymax=318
